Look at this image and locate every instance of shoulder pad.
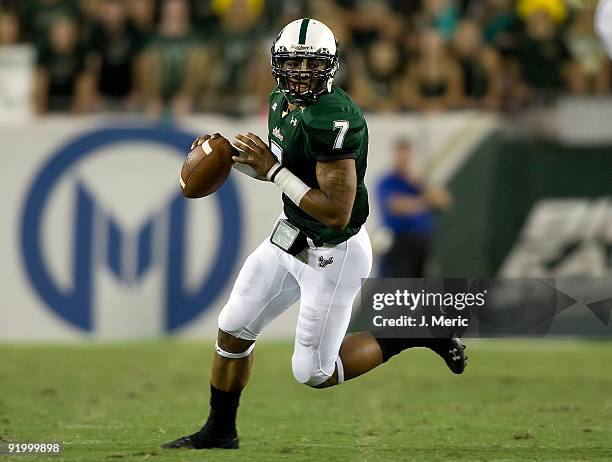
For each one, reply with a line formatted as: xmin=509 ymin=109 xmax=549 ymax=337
xmin=268 ymin=89 xmax=282 ymax=103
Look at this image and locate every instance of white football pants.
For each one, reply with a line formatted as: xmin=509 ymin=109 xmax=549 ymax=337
xmin=218 ymin=220 xmax=372 ymax=387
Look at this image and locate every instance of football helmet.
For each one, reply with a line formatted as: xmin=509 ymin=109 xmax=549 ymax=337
xmin=271 ymin=18 xmax=339 ymax=104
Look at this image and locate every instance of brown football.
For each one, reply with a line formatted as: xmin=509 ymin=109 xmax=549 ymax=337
xmin=180 ymin=135 xmax=235 ymax=198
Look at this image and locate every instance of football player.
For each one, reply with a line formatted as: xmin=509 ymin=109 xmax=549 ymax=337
xmin=163 ymin=18 xmax=467 ymax=450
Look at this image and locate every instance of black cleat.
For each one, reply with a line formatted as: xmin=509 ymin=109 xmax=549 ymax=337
xmin=430 ymin=337 xmax=468 ymax=374
xmin=162 ymin=428 xmax=239 ymax=450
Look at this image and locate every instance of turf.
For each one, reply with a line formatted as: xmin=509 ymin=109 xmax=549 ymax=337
xmin=1 ymin=340 xmax=611 ymax=461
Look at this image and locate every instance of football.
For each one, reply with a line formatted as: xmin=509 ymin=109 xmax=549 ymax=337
xmin=180 ymin=134 xmax=235 ymax=198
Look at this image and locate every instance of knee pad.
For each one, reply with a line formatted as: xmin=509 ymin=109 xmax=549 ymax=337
xmin=217 ymin=298 xmax=258 ymax=341
xmin=215 ymin=341 xmax=255 ymax=359
xmin=291 ymin=352 xmax=335 ymax=387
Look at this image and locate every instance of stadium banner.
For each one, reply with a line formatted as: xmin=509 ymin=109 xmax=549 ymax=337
xmin=0 ymin=113 xmax=492 ymax=340
xmin=434 ymin=133 xmax=612 ymax=278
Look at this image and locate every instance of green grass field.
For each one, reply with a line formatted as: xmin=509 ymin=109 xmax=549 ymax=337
xmin=1 ymin=340 xmax=611 ymax=461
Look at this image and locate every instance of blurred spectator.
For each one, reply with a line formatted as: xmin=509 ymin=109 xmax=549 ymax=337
xmin=565 ymin=6 xmax=610 ymax=95
xmin=388 ymin=0 xmax=422 ymax=20
xmin=376 ymin=139 xmax=452 ymax=278
xmin=0 ymin=9 xmax=20 ymax=44
xmin=453 ymin=19 xmax=503 ymax=109
xmin=402 ymin=28 xmax=464 ymax=111
xmin=128 ymin=0 xmax=156 ymax=36
xmin=266 ymin=0 xmax=305 ymax=30
xmin=338 ymin=0 xmax=403 ymax=46
xmin=351 ymin=38 xmax=404 ymax=112
xmin=22 ymin=0 xmax=82 ymax=47
xmin=199 ymin=0 xmax=269 ymax=115
xmin=305 ymin=0 xmax=341 ymax=28
xmin=34 ymin=15 xmax=88 ymax=113
xmin=79 ymin=0 xmax=101 ymax=23
xmin=514 ymin=8 xmax=572 ymax=103
xmin=85 ymin=0 xmax=144 ymax=111
xmin=141 ymin=0 xmax=205 ymax=118
xmin=414 ymin=0 xmax=460 ymax=40
xmin=516 ymin=0 xmax=568 ymax=25
xmin=5 ymin=0 xmax=610 ymax=117
xmin=192 ymin=0 xmax=218 ymax=34
xmin=307 ymin=2 xmax=355 ymax=91
xmin=479 ymin=0 xmax=520 ymax=52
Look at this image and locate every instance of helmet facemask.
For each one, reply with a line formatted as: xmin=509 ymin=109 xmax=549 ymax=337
xmin=271 ymin=51 xmax=338 ymax=104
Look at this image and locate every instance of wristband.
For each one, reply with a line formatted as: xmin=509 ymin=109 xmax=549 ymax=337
xmin=270 ymin=165 xmax=283 ymax=183
xmin=265 ymin=162 xmax=311 ymax=205
xmin=266 ymin=162 xmax=283 ymax=181
xmin=274 ymin=168 xmax=311 ymax=205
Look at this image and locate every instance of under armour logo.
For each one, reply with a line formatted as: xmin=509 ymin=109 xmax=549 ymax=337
xmin=272 ymin=102 xmax=278 ymax=111
xmin=450 ymin=348 xmax=460 ymax=361
xmin=290 ymin=117 xmax=298 ymax=127
xmin=318 ymin=256 xmax=333 ymax=268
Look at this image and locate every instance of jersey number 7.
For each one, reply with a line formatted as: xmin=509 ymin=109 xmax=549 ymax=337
xmin=333 ymin=120 xmax=349 ymax=150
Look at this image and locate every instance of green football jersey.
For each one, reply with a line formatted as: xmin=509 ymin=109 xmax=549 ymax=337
xmin=267 ymin=86 xmax=369 ymax=245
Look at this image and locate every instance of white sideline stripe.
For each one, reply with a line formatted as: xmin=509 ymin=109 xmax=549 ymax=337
xmin=202 ymin=139 xmax=213 ymax=155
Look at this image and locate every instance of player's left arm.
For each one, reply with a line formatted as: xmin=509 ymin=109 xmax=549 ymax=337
xmin=299 ymin=111 xmax=365 ymax=229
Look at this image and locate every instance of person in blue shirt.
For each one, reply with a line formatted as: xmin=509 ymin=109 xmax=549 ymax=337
xmin=376 ymin=139 xmax=452 ymax=277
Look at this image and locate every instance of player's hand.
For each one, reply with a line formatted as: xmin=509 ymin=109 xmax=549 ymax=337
xmin=190 ymin=133 xmax=221 ymax=150
xmin=232 ymin=133 xmax=278 ymax=179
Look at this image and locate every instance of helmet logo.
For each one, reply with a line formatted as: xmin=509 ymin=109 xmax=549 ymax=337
xmin=291 ymin=44 xmax=315 ymax=52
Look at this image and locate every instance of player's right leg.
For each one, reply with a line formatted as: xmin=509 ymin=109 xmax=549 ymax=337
xmin=290 ymin=228 xmax=467 ymax=389
xmin=162 ymin=238 xmax=300 ymax=450
xmin=333 ymin=333 xmax=468 ymax=384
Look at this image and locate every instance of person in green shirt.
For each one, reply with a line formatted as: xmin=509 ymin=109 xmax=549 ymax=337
xmin=34 ymin=15 xmax=87 ymax=113
xmin=164 ymin=18 xmax=467 ymax=451
xmin=141 ymin=0 xmax=205 ymax=118
xmin=22 ymin=0 xmax=81 ymax=48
